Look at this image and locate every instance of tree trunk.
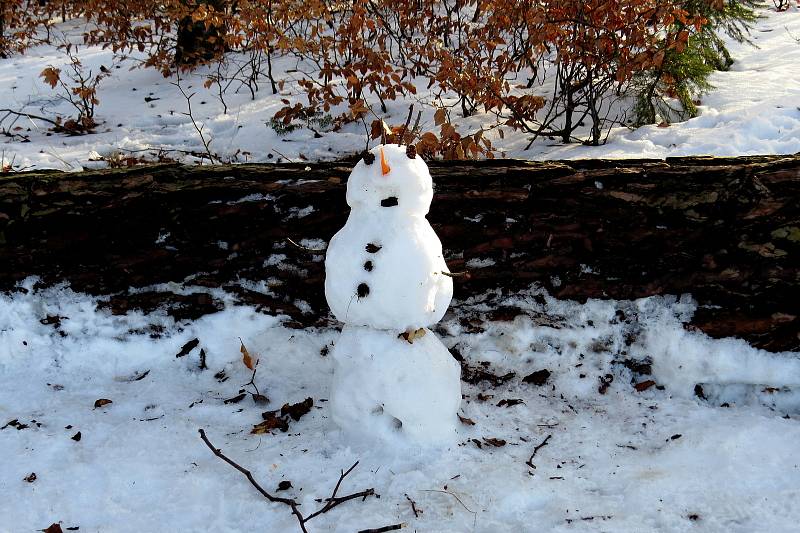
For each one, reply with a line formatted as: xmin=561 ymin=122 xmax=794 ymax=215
xmin=1 ymin=154 xmax=798 ymax=351
xmin=174 ymin=0 xmax=226 ymax=67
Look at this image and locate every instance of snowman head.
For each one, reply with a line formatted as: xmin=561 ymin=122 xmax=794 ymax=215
xmin=345 ymin=144 xmax=434 ymax=215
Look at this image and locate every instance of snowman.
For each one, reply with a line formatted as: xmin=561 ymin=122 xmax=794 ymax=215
xmin=325 ymin=144 xmax=462 ymax=444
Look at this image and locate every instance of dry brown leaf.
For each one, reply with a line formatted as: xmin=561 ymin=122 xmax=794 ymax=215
xmin=634 ymin=380 xmax=656 ymax=392
xmin=281 ymin=397 xmax=313 ymax=421
xmin=93 ymin=398 xmax=113 ymax=409
xmin=458 ymin=414 xmax=476 ymax=426
xmin=522 ymin=369 xmax=551 ymax=386
xmin=434 ymin=107 xmax=447 ymax=126
xmin=370 ymin=119 xmax=384 ymax=139
xmin=40 ymin=67 xmax=60 ymax=89
xmin=252 ymin=412 xmax=289 ymax=434
xmin=398 ymin=328 xmax=426 ymax=344
xmin=240 ymin=339 xmax=255 ymax=370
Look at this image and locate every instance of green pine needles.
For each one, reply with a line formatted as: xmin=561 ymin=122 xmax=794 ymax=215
xmin=633 ymin=0 xmax=763 ymax=127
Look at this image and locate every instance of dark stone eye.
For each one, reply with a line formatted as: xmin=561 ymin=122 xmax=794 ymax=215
xmin=357 ymin=283 xmax=370 ymax=298
xmin=364 ymin=261 xmax=373 ymax=272
xmin=365 ymin=243 xmax=382 ymax=253
xmin=406 ymin=145 xmax=417 ymax=159
xmin=380 ymin=196 xmax=398 ymax=207
xmin=362 ymin=151 xmax=375 ymax=165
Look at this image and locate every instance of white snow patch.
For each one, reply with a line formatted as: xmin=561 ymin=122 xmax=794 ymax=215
xmin=1 ymin=282 xmax=799 ymax=531
xmin=298 ymin=238 xmax=327 ymax=251
xmin=286 ymin=205 xmax=314 ymax=219
xmin=264 ymin=254 xmax=287 ymax=267
xmin=228 ymin=193 xmax=277 ymax=205
xmin=465 ymin=257 xmax=496 ymax=269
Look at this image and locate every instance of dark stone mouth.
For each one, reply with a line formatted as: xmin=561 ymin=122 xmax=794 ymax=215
xmin=381 ymin=196 xmax=398 ymax=207
xmin=365 ymin=243 xmax=382 ymax=253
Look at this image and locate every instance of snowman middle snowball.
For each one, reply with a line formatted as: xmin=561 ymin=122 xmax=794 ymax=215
xmin=324 ymin=143 xmax=453 ymax=331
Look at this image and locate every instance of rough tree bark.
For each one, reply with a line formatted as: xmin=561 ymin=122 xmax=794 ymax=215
xmin=1 ymin=154 xmax=798 ymax=351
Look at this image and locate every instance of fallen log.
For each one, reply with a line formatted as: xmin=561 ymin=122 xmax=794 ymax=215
xmin=1 ymin=154 xmax=798 ymax=351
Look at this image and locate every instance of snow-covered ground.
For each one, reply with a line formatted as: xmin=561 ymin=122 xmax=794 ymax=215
xmin=1 ymin=8 xmax=799 ymax=170
xmin=2 ymin=280 xmax=800 ymax=532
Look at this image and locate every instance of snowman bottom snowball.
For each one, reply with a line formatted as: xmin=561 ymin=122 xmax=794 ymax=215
xmin=330 ymin=326 xmax=462 ymax=445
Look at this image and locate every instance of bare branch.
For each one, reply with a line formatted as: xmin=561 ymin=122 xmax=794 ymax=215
xmin=173 ymin=77 xmax=217 ymax=164
xmin=357 ymin=524 xmax=405 ymax=533
xmin=198 ymin=429 xmax=377 ymax=532
xmin=525 ymin=434 xmax=552 ymax=470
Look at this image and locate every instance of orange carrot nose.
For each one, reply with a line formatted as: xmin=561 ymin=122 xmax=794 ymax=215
xmin=380 ymin=147 xmax=391 ymax=176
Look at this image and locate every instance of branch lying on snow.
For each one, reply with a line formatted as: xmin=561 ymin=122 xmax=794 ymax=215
xmin=0 ymin=108 xmax=63 ymax=129
xmin=420 ymin=488 xmax=477 ymax=525
xmin=525 ymin=434 xmax=552 ymax=470
xmin=198 ymin=429 xmax=377 ymax=533
xmin=404 ymin=493 xmax=421 ymax=517
xmin=286 ymin=238 xmax=326 ymax=253
xmin=357 ymin=524 xmax=406 ymax=533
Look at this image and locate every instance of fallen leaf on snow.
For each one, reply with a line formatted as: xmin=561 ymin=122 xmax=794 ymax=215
xmin=176 ymin=338 xmax=199 ymax=358
xmin=458 ymin=414 xmax=476 ymax=426
xmin=281 ymin=398 xmax=313 ymax=421
xmin=93 ymin=399 xmax=113 ymax=409
xmin=2 ymin=419 xmax=29 ymax=430
xmin=224 ymin=392 xmax=246 ymax=405
xmin=634 ymin=380 xmax=656 ymax=392
xmin=496 ymin=398 xmax=524 ymax=408
xmin=252 ymin=413 xmax=289 ymax=434
xmin=252 ymin=398 xmax=313 ymax=434
xmin=522 ymin=369 xmax=551 ymax=386
xmin=131 ymin=369 xmax=150 ymax=381
xmin=251 ymin=393 xmax=270 ymax=405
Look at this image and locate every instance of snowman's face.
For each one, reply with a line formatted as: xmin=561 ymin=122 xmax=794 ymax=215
xmin=345 ymin=144 xmax=434 ymax=215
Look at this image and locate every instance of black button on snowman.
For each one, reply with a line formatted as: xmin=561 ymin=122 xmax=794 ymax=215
xmin=325 ymin=144 xmax=461 ymax=444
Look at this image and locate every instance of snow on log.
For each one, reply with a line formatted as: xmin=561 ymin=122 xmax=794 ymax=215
xmin=1 ymin=154 xmax=798 ymax=351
